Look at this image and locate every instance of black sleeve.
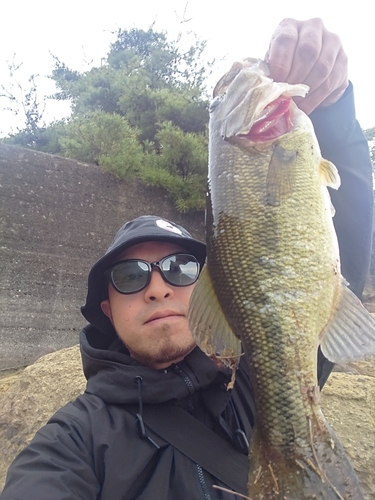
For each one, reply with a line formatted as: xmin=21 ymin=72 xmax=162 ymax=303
xmin=310 ymin=82 xmax=373 ymax=299
xmin=310 ymin=83 xmax=374 ymax=388
xmin=0 ymin=404 xmax=100 ymax=500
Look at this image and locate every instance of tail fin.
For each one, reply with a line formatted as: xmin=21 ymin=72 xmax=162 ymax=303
xmin=247 ymin=415 xmax=364 ymax=500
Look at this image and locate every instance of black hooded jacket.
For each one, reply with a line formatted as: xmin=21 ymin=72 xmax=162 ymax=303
xmin=1 ymin=83 xmax=373 ymax=500
xmin=2 ymin=326 xmax=255 ymax=500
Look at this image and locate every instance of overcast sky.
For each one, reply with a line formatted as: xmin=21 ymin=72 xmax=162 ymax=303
xmin=1 ymin=0 xmax=374 ymax=136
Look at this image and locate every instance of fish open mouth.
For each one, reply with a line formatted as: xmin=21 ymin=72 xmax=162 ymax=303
xmin=241 ymin=96 xmax=293 ymax=142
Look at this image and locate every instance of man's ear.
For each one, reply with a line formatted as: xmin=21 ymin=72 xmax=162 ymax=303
xmin=101 ymin=299 xmax=113 ymax=323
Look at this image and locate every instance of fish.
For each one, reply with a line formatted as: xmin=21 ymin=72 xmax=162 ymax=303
xmin=189 ymin=58 xmax=375 ymax=499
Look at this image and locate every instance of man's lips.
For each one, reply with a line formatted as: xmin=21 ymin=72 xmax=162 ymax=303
xmin=144 ymin=310 xmax=184 ymax=324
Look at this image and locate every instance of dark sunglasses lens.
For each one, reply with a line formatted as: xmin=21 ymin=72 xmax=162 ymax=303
xmin=111 ymin=261 xmax=149 ymax=293
xmin=161 ymin=254 xmax=199 ymax=286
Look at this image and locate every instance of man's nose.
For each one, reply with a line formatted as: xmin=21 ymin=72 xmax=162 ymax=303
xmin=144 ymin=268 xmax=174 ymax=301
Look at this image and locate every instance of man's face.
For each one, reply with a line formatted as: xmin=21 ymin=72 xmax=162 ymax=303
xmin=100 ymin=241 xmax=197 ymax=369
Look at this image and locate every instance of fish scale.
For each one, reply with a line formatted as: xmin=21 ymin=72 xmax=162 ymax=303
xmin=189 ymin=58 xmax=375 ymax=499
xmin=207 ymin=150 xmax=342 ymax=496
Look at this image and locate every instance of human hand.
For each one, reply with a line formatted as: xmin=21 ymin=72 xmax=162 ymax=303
xmin=265 ymin=18 xmax=348 ymax=114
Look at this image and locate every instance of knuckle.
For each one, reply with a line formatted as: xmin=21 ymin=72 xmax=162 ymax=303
xmin=274 ymin=30 xmax=298 ymax=47
xmin=297 ymin=39 xmax=320 ymax=61
xmin=313 ymin=58 xmax=333 ymax=80
xmin=309 ymin=17 xmax=325 ymax=28
xmin=279 ymin=17 xmax=298 ymax=27
xmin=326 ymin=31 xmax=341 ymax=46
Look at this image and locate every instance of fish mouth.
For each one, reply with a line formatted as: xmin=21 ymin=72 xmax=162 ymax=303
xmin=213 ymin=58 xmax=309 ymax=143
xmin=241 ymin=96 xmax=293 ymax=142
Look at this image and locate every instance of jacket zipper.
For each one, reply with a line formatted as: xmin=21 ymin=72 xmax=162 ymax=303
xmin=173 ymin=365 xmax=194 ymax=413
xmin=174 ymin=365 xmax=212 ymax=500
xmin=196 ymin=464 xmax=212 ymax=500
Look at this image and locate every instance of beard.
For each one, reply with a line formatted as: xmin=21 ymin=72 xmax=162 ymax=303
xmin=127 ymin=323 xmax=196 ymax=369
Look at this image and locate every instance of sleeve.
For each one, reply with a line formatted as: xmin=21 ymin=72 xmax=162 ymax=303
xmin=310 ymin=82 xmax=374 ymax=299
xmin=0 ymin=404 xmax=101 ymax=500
xmin=310 ymin=83 xmax=374 ymax=388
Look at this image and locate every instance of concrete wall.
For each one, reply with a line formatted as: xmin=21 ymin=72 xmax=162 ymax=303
xmin=0 ymin=144 xmax=205 ymax=370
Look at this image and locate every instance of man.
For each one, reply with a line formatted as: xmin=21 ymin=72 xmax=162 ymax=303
xmin=1 ymin=18 xmax=373 ymax=500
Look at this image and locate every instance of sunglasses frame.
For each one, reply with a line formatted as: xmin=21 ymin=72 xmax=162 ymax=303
xmin=104 ymin=253 xmax=200 ymax=295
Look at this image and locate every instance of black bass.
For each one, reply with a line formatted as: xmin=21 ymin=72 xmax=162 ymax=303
xmin=189 ymin=58 xmax=375 ymax=499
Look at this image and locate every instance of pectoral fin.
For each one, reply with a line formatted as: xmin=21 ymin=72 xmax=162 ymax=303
xmin=320 ymin=284 xmax=375 ymax=363
xmin=188 ymin=265 xmax=242 ymax=376
xmin=319 ymin=158 xmax=340 ymax=189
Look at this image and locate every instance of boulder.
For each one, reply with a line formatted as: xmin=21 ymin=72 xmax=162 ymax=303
xmin=0 ymin=346 xmax=85 ymax=491
xmin=321 ymin=360 xmax=375 ymax=500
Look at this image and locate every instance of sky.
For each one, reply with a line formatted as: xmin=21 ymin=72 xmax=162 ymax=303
xmin=0 ymin=0 xmax=374 ymax=137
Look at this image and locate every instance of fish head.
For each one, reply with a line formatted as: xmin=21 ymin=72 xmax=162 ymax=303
xmin=211 ymin=57 xmax=311 ymax=144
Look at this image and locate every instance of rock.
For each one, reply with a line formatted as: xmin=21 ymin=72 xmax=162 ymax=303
xmin=0 ymin=347 xmax=374 ymax=498
xmin=0 ymin=369 xmax=24 ymax=395
xmin=321 ymin=360 xmax=375 ymax=500
xmin=0 ymin=345 xmax=85 ymax=491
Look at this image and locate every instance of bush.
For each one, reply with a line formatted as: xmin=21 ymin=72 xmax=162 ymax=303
xmin=140 ymin=122 xmax=207 ymax=211
xmin=60 ymin=111 xmax=144 ymax=177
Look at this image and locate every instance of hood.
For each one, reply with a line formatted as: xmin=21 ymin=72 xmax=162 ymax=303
xmin=80 ymin=325 xmax=232 ymax=410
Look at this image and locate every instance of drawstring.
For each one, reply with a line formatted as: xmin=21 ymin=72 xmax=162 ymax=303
xmin=134 ymin=376 xmax=160 ymax=449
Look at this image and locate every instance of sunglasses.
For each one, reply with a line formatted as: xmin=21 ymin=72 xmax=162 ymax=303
xmin=105 ymin=253 xmax=200 ymax=294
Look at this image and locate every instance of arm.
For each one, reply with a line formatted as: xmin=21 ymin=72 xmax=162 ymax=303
xmin=266 ymin=18 xmax=374 ymax=387
xmin=311 ymin=83 xmax=373 ymax=299
xmin=311 ymin=86 xmax=373 ymax=387
xmin=266 ymin=17 xmax=373 ymax=300
xmin=0 ymin=404 xmax=100 ymax=500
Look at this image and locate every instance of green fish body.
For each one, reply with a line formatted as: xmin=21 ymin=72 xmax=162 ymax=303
xmin=189 ymin=59 xmax=375 ymax=499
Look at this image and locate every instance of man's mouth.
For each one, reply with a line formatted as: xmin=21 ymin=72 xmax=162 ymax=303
xmin=144 ymin=310 xmax=184 ymax=324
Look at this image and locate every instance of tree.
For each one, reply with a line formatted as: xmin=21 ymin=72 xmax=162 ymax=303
xmin=51 ymin=26 xmax=212 ymax=211
xmin=3 ymin=27 xmax=213 ymax=212
xmin=140 ymin=121 xmax=208 ymax=212
xmin=0 ymin=55 xmax=46 ymax=144
xmin=60 ymin=111 xmax=143 ymax=177
xmin=50 ymin=28 xmax=211 ymax=138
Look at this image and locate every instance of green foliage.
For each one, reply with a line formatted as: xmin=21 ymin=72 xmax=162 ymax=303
xmin=50 ymin=27 xmax=210 ymax=141
xmin=140 ymin=122 xmax=208 ymax=212
xmin=3 ymin=120 xmax=66 ymax=153
xmin=50 ymin=56 xmax=82 ymax=102
xmin=60 ymin=111 xmax=143 ymax=177
xmin=4 ymin=26 xmax=212 ymax=213
xmin=107 ymin=27 xmax=210 ymax=90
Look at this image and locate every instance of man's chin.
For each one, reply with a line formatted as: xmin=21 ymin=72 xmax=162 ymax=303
xmin=131 ymin=341 xmax=196 ymax=370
